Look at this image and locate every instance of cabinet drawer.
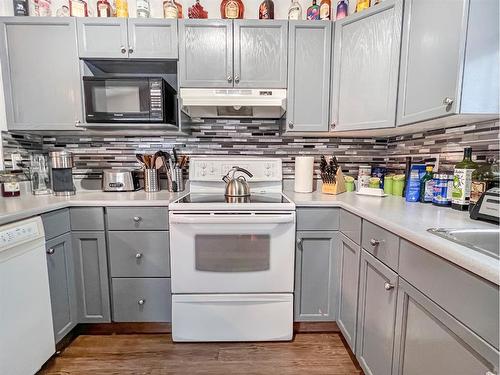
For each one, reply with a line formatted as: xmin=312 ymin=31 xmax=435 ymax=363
xmin=107 ymin=207 xmax=168 ymax=230
xmin=42 ymin=209 xmax=70 ymax=240
xmin=108 ymin=231 xmax=170 ymax=278
xmin=399 ymin=240 xmax=499 ymax=350
xmin=340 ymin=210 xmax=361 ymax=244
xmin=70 ymin=207 xmax=105 ymax=231
xmin=296 ymin=208 xmax=339 ymax=231
xmin=112 ymin=278 xmax=171 ymax=322
xmin=361 ymin=220 xmax=399 ymax=271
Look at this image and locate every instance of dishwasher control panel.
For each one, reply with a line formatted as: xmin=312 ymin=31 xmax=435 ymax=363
xmin=0 ymin=220 xmax=41 ymax=248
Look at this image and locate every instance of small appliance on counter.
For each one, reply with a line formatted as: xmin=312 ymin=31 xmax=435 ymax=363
xmin=470 ymin=187 xmax=500 ymax=224
xmin=49 ymin=150 xmax=75 ymax=196
xmin=102 ymin=169 xmax=141 ymax=192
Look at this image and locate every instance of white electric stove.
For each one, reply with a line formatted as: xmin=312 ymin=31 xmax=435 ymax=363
xmin=169 ymin=157 xmax=296 ymax=342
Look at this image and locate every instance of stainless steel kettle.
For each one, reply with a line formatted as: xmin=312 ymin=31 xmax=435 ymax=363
xmin=222 ymin=166 xmax=253 ymax=197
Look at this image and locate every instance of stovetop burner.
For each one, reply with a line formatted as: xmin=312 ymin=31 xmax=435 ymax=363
xmin=176 ymin=193 xmax=291 ymax=205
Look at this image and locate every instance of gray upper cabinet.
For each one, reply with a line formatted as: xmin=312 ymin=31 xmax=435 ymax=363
xmin=233 ymin=20 xmax=287 ymax=88
xmin=393 ymin=279 xmax=499 ymax=375
xmin=397 ymin=0 xmax=499 ymax=125
xmin=72 ymin=231 xmax=111 ymax=323
xmin=77 ymin=18 xmax=178 ymax=59
xmin=356 ymin=250 xmax=398 ymax=375
xmin=330 ymin=0 xmax=402 ymax=131
xmin=295 ymin=231 xmax=339 ymax=322
xmin=46 ymin=232 xmax=78 ymax=343
xmin=337 ymin=233 xmax=361 ymax=352
xmin=0 ymin=18 xmax=82 ymax=131
xmin=179 ymin=20 xmax=233 ymax=88
xmin=286 ymin=21 xmax=332 ymax=132
xmin=127 ymin=19 xmax=178 ymax=59
xmin=77 ymin=18 xmax=128 ymax=59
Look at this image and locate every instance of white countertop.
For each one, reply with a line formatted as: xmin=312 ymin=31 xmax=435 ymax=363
xmin=284 ymin=189 xmax=500 ymax=286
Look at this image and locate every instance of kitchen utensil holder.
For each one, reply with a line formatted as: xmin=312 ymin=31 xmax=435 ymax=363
xmin=144 ymin=169 xmax=160 ymax=192
xmin=175 ymin=168 xmax=185 ymax=192
xmin=321 ymin=169 xmax=347 ymax=195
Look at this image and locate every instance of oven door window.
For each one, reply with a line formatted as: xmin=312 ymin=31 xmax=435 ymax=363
xmin=195 ymin=235 xmax=270 ymax=272
xmin=84 ymin=79 xmax=151 ymax=122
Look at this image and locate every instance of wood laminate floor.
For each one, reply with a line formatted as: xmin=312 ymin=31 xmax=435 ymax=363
xmin=39 ymin=333 xmax=363 ymax=375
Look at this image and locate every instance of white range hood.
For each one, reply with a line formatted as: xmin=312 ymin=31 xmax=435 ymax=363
xmin=180 ymin=88 xmax=286 ymax=119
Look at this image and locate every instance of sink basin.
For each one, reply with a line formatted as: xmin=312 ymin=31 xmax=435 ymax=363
xmin=427 ymin=228 xmax=500 ymax=259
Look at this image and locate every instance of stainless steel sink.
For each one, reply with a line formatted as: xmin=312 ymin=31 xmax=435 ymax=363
xmin=427 ymin=228 xmax=500 ymax=259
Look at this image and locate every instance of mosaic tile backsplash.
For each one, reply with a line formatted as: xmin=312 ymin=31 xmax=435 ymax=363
xmin=2 ymin=119 xmax=499 ymax=181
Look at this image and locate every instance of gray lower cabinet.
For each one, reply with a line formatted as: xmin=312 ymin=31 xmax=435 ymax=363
xmin=179 ymin=20 xmax=233 ymax=88
xmin=330 ymin=0 xmax=402 ymax=131
xmin=397 ymin=0 xmax=499 ymax=125
xmin=0 ymin=17 xmax=82 ymax=131
xmin=72 ymin=231 xmax=111 ymax=323
xmin=337 ymin=233 xmax=361 ymax=352
xmin=393 ymin=278 xmax=499 ymax=375
xmin=112 ymin=278 xmax=172 ymax=322
xmin=295 ymin=231 xmax=339 ymax=321
xmin=356 ymin=249 xmax=398 ymax=375
xmin=286 ymin=21 xmax=332 ymax=132
xmin=46 ymin=232 xmax=78 ymax=343
xmin=233 ymin=20 xmax=287 ymax=88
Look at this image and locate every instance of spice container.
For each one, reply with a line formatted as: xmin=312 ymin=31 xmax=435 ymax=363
xmin=1 ymin=174 xmax=21 ymax=197
xmin=432 ymin=174 xmax=452 ymax=207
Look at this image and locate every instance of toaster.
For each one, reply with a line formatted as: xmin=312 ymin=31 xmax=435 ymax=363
xmin=102 ymin=169 xmax=141 ymax=192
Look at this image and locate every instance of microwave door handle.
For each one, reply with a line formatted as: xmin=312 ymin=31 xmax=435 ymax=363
xmin=169 ymin=215 xmax=294 ymax=225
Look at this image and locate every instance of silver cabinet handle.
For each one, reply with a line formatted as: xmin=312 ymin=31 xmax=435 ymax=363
xmin=135 ymin=252 xmax=143 ymax=259
xmin=234 ymin=75 xmax=240 ymax=84
xmin=296 ymin=238 xmax=303 ymax=249
xmin=288 ymin=122 xmax=294 ymax=130
xmin=129 ymin=47 xmax=134 ymax=54
xmin=384 ymin=282 xmax=395 ymax=290
xmin=370 ymin=238 xmax=380 ymax=246
xmin=227 ymin=75 xmax=232 ymax=83
xmin=137 ymin=299 xmax=146 ymax=305
xmin=330 ymin=122 xmax=336 ymax=130
xmin=46 ymin=248 xmax=55 ymax=255
xmin=75 ymin=120 xmax=81 ymax=126
xmin=120 ymin=46 xmax=127 ymax=54
xmin=443 ymin=97 xmax=454 ymax=105
xmin=133 ymin=216 xmax=142 ymax=222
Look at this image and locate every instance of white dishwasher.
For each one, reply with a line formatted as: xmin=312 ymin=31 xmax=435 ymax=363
xmin=0 ymin=217 xmax=55 ymax=375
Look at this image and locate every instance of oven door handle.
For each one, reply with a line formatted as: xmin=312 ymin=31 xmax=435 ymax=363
xmin=170 ymin=214 xmax=295 ymax=225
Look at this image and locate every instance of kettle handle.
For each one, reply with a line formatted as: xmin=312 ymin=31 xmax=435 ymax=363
xmin=231 ymin=166 xmax=253 ymax=179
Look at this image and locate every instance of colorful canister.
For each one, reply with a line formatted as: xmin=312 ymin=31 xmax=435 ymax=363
xmin=432 ymin=174 xmax=452 ymax=206
xmin=372 ymin=167 xmax=387 ymax=188
xmin=357 ymin=165 xmax=371 ymax=191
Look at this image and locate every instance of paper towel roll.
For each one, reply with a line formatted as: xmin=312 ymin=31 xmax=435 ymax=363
xmin=294 ymin=156 xmax=314 ymax=193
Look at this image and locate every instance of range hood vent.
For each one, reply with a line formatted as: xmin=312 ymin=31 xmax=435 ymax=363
xmin=180 ymin=88 xmax=286 ymax=119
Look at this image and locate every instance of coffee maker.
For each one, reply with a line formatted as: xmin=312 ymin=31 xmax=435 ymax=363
xmin=49 ymin=150 xmax=75 ymax=196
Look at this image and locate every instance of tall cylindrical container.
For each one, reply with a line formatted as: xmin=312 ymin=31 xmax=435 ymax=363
xmin=49 ymin=150 xmax=75 ymax=196
xmin=294 ymin=156 xmax=314 ymax=193
xmin=144 ymin=169 xmax=159 ymax=192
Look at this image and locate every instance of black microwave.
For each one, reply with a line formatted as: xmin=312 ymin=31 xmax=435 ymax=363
xmin=83 ymin=77 xmax=176 ymax=124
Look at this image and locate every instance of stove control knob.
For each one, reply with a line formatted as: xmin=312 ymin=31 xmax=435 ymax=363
xmin=201 ymin=170 xmax=206 ymax=176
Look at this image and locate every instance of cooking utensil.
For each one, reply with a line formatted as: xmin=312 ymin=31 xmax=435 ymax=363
xmin=222 ymin=166 xmax=253 ymax=197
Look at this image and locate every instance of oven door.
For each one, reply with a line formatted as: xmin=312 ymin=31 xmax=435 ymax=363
xmin=83 ymin=77 xmax=153 ymax=123
xmin=169 ymin=211 xmax=296 ymax=293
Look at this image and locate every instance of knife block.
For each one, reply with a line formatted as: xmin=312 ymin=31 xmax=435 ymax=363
xmin=321 ymin=169 xmax=347 ymax=195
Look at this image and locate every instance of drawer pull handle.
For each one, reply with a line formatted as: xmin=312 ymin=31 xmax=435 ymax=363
xmin=370 ymin=238 xmax=380 ymax=246
xmin=133 ymin=216 xmax=142 ymax=222
xmin=46 ymin=248 xmax=55 ymax=255
xmin=296 ymin=238 xmax=303 ymax=249
xmin=384 ymin=282 xmax=395 ymax=291
xmin=135 ymin=252 xmax=143 ymax=259
xmin=138 ymin=299 xmax=146 ymax=305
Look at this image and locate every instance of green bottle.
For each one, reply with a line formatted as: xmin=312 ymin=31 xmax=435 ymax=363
xmin=419 ymin=165 xmax=434 ymax=203
xmin=451 ymin=147 xmax=478 ymax=211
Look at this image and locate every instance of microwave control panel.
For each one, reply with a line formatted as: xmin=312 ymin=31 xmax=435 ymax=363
xmin=189 ymin=158 xmax=282 ymax=182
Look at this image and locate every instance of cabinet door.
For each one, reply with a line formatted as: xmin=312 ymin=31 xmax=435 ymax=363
xmin=286 ymin=21 xmax=331 ymax=132
xmin=356 ymin=250 xmax=398 ymax=375
xmin=0 ymin=18 xmax=82 ymax=131
xmin=331 ymin=0 xmax=402 ymax=131
xmin=337 ymin=233 xmax=361 ymax=352
xmin=233 ymin=20 xmax=288 ymax=88
xmin=179 ymin=20 xmax=233 ymax=88
xmin=46 ymin=233 xmax=77 ymax=343
xmin=72 ymin=231 xmax=111 ymax=323
xmin=77 ymin=18 xmax=128 ymax=59
xmin=396 ymin=0 xmax=468 ymax=125
xmin=127 ymin=19 xmax=178 ymax=59
xmin=393 ymin=279 xmax=499 ymax=375
xmin=295 ymin=231 xmax=339 ymax=321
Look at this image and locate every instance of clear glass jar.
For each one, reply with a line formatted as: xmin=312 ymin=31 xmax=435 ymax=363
xmin=1 ymin=174 xmax=21 ymax=198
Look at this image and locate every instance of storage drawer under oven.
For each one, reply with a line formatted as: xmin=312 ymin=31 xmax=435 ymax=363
xmin=169 ymin=211 xmax=296 ymax=294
